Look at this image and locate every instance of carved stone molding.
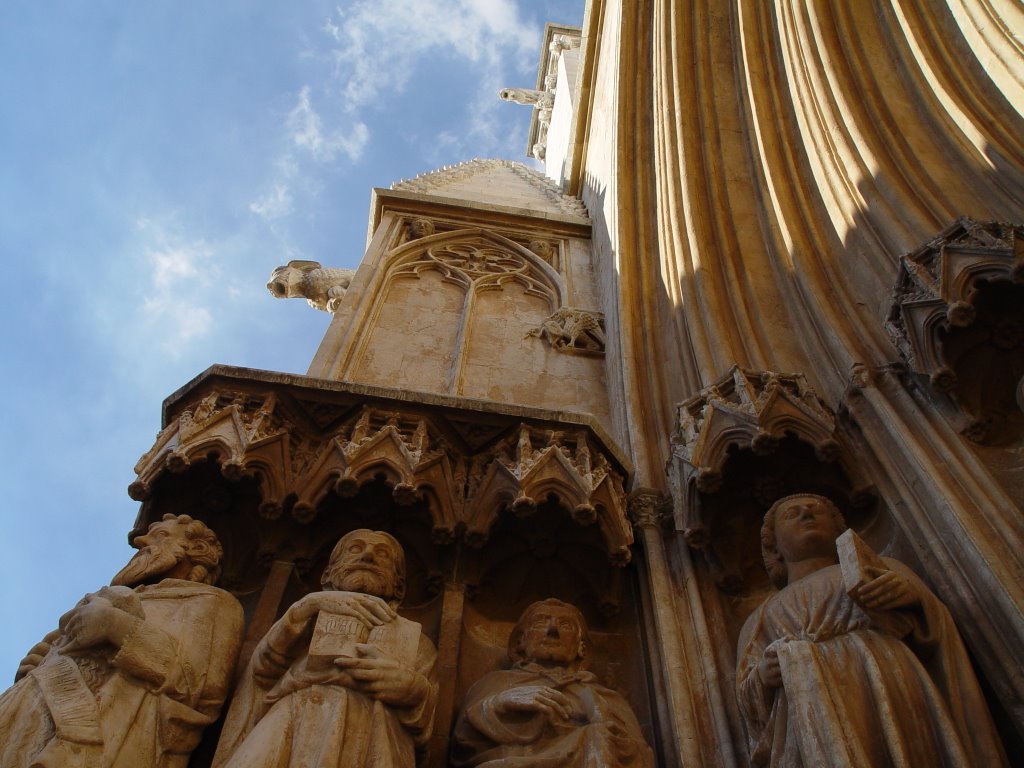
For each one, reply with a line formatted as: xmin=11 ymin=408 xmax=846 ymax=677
xmin=526 ymin=307 xmax=605 ymax=355
xmin=130 ymin=367 xmax=633 ymax=565
xmin=887 ymin=217 xmax=1024 ymax=443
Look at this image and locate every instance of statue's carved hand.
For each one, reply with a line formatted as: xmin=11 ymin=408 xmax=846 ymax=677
xmin=490 ymin=684 xmax=574 ymax=721
xmin=288 ymin=591 xmax=395 ymax=627
xmin=854 ymin=566 xmax=919 ymax=611
xmin=335 ymin=644 xmax=425 ymax=706
xmin=758 ymin=642 xmax=782 ymax=689
xmin=58 ymin=598 xmax=136 ymax=655
xmin=14 ymin=628 xmax=62 ymax=681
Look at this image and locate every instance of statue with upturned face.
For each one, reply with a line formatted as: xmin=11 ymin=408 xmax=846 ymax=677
xmin=736 ymin=493 xmax=1008 ymax=767
xmin=213 ymin=529 xmax=438 ymax=768
xmin=452 ymin=598 xmax=653 ymax=767
xmin=0 ymin=513 xmax=243 ymax=768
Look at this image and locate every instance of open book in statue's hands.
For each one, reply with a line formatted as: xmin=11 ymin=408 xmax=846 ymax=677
xmin=310 ymin=608 xmax=420 ymax=668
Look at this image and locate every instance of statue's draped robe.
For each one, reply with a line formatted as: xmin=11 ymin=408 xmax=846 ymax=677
xmin=0 ymin=579 xmax=243 ymax=768
xmin=213 ymin=594 xmax=437 ymax=768
xmin=452 ymin=662 xmax=653 ymax=767
xmin=736 ymin=560 xmax=1008 ymax=767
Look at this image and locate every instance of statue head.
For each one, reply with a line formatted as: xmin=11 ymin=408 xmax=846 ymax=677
xmin=322 ymin=529 xmax=406 ymax=606
xmin=508 ymin=598 xmax=590 ymax=670
xmin=406 ymin=218 xmax=435 ymax=240
xmin=112 ymin=514 xmax=224 ymax=588
xmin=761 ymin=494 xmax=847 ymax=589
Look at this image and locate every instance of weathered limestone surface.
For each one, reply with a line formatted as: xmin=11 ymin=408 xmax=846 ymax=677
xmin=552 ymin=0 xmax=1024 ymax=762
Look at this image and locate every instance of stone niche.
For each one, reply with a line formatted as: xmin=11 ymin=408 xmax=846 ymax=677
xmin=667 ymin=367 xmax=913 ymax=650
xmin=129 ymin=365 xmax=656 ymax=767
xmin=887 ymin=217 xmax=1024 ymax=445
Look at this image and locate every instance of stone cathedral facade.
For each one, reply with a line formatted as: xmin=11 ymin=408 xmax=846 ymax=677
xmin=4 ymin=2 xmax=1023 ymax=767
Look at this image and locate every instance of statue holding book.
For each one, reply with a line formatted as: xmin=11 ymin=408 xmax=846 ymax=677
xmin=213 ymin=529 xmax=437 ymax=768
xmin=735 ymin=493 xmax=1007 ymax=767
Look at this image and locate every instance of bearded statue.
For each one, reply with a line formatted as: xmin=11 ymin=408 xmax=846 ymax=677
xmin=213 ymin=529 xmax=438 ymax=768
xmin=0 ymin=513 xmax=243 ymax=768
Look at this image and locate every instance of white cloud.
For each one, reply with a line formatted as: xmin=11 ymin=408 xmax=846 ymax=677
xmin=287 ymin=86 xmax=369 ymax=163
xmin=249 ymin=184 xmax=294 ymax=221
xmin=326 ymin=0 xmax=538 ymax=114
xmin=247 ymin=0 xmax=546 ymax=253
xmin=133 ymin=218 xmax=219 ymax=353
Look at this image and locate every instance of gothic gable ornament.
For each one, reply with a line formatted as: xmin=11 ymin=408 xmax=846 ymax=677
xmin=886 ymin=217 xmax=1024 ymax=443
xmin=670 ymin=367 xmax=841 ymax=542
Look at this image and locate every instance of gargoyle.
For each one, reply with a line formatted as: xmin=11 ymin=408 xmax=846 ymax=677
xmin=267 ymin=260 xmax=356 ymax=313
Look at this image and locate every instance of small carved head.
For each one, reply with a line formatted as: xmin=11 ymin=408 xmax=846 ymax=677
xmin=406 ymin=218 xmax=435 ymax=240
xmin=112 ymin=514 xmax=224 ymax=588
xmin=267 ymin=260 xmax=321 ymax=299
xmin=322 ymin=529 xmax=407 ymax=606
xmin=508 ymin=598 xmax=590 ymax=670
xmin=761 ymin=494 xmax=846 ymax=589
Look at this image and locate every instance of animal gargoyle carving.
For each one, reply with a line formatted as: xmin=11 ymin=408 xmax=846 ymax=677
xmin=267 ymin=260 xmax=357 ymax=312
xmin=527 ymin=307 xmax=606 ymax=354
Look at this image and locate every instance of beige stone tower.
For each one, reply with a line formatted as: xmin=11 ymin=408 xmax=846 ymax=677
xmin=82 ymin=2 xmax=1024 ymax=766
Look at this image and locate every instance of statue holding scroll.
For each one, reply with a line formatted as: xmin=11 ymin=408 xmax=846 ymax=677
xmin=214 ymin=529 xmax=437 ymax=768
xmin=736 ymin=493 xmax=1008 ymax=767
xmin=0 ymin=513 xmax=243 ymax=768
xmin=452 ymin=598 xmax=652 ymax=767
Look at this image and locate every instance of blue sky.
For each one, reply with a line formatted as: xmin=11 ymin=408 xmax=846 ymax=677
xmin=0 ymin=0 xmax=583 ymax=678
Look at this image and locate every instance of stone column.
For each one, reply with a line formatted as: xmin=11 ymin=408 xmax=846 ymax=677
xmin=629 ymin=488 xmax=738 ymax=767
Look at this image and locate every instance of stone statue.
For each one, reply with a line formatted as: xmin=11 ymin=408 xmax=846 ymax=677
xmin=213 ymin=529 xmax=437 ymax=768
xmin=527 ymin=307 xmax=605 ymax=353
xmin=497 ymin=87 xmax=551 ymax=108
xmin=267 ymin=259 xmax=357 ymax=312
xmin=0 ymin=513 xmax=243 ymax=768
xmin=736 ymin=493 xmax=1008 ymax=767
xmin=452 ymin=598 xmax=653 ymax=767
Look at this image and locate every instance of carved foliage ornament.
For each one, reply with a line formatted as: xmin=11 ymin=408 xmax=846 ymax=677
xmin=886 ymin=217 xmax=1024 ymax=443
xmin=130 ymin=389 xmax=633 ymax=565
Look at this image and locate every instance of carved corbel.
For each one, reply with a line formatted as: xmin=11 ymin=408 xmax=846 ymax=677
xmin=405 ymin=217 xmax=435 ymax=241
xmin=886 ymin=217 xmax=1024 ymax=444
xmin=627 ymin=489 xmax=670 ymax=533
